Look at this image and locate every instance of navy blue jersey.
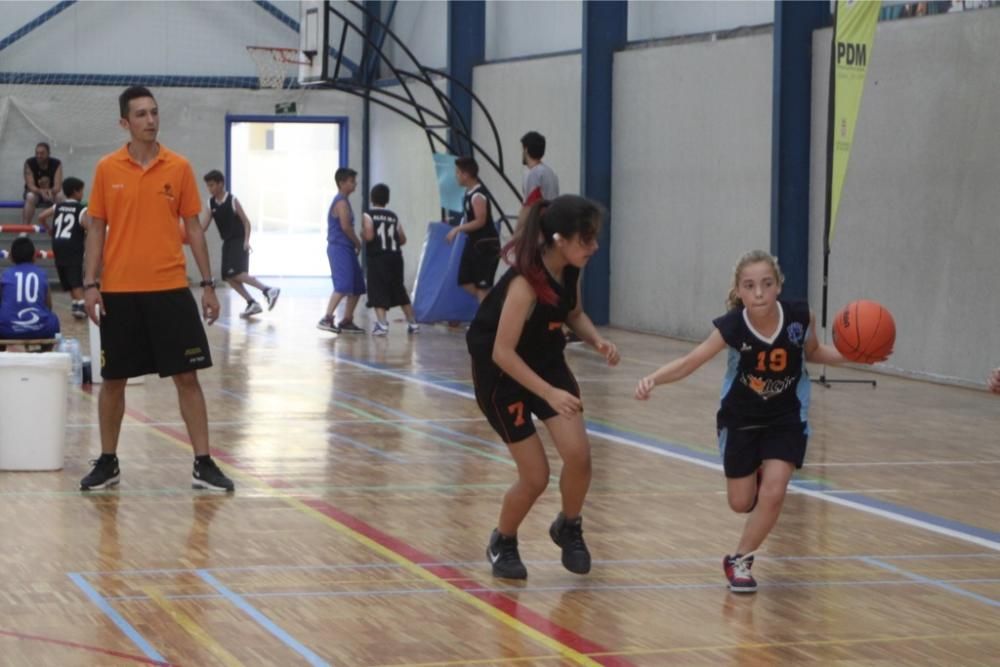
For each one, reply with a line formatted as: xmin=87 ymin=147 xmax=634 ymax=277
xmin=467 ymin=265 xmax=579 ymax=369
xmin=713 ymin=300 xmax=811 ymax=427
xmin=365 ymin=208 xmax=401 ymax=257
xmin=50 ymin=199 xmax=87 ymax=265
xmin=462 ymin=184 xmax=497 ymax=244
xmin=208 ymin=194 xmax=244 ymax=242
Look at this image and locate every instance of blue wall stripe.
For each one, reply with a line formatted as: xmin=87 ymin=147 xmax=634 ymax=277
xmin=0 ymin=1 xmax=76 ymax=53
xmin=446 ymin=1 xmax=484 ymax=155
xmin=770 ymin=0 xmax=831 ymax=299
xmin=580 ymin=1 xmax=627 ymax=325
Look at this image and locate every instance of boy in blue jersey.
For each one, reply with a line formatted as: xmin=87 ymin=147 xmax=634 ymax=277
xmin=318 ymin=167 xmax=365 ymax=334
xmin=634 ymin=250 xmax=890 ymax=593
xmin=0 ymin=238 xmax=60 ymax=341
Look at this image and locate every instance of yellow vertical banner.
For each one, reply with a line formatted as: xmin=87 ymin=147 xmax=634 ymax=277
xmin=828 ymin=0 xmax=880 ymax=244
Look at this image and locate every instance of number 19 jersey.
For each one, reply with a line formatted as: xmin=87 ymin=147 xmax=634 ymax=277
xmin=713 ymin=300 xmax=811 ymax=428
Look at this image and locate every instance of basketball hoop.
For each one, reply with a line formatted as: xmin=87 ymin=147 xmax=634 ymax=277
xmin=246 ymin=46 xmax=310 ymax=90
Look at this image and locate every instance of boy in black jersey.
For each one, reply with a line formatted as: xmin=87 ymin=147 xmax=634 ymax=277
xmin=38 ymin=177 xmax=89 ymax=319
xmin=635 ymin=250 xmax=891 ymax=593
xmin=201 ymin=171 xmax=279 ymax=318
xmin=362 ymin=183 xmax=419 ymax=336
xmin=468 ymin=195 xmax=619 ymax=580
xmin=447 ymin=156 xmax=499 ymax=303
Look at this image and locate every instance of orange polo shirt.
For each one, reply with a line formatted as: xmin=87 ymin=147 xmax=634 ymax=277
xmin=88 ymin=144 xmax=200 ymax=292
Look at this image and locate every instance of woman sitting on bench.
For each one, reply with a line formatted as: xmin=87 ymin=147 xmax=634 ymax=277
xmin=0 ymin=237 xmax=60 ymax=349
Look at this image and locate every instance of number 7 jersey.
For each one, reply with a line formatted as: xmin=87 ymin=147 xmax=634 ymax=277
xmin=712 ymin=300 xmax=811 ymax=427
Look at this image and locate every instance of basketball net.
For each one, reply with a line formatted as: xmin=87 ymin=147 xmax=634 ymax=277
xmin=246 ymin=46 xmax=305 ymax=91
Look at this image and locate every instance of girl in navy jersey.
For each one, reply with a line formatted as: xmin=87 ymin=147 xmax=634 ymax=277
xmin=635 ymin=250 xmax=889 ymax=593
xmin=468 ymin=196 xmax=619 ymax=580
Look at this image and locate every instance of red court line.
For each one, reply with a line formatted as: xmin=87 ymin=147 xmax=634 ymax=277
xmin=299 ymin=497 xmax=634 ymax=667
xmin=0 ymin=628 xmax=174 ymax=665
xmin=115 ymin=401 xmax=634 ymax=666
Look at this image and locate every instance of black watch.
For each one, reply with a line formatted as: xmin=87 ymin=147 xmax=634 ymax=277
xmin=199 ymin=279 xmax=217 ymax=288
xmin=83 ymin=282 xmax=100 ymax=291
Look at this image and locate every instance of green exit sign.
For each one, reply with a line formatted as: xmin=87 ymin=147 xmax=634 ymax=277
xmin=275 ymin=101 xmax=297 ymax=115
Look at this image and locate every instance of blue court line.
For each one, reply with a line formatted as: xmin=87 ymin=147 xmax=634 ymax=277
xmin=328 ymin=431 xmax=407 ymax=463
xmin=67 ymin=573 xmax=168 ymax=664
xmin=102 ymin=575 xmax=1000 ymax=603
xmin=327 ymin=354 xmax=1000 ymax=552
xmin=332 ymin=390 xmax=507 ymax=451
xmin=219 ymin=387 xmax=406 ymax=462
xmin=196 ymin=570 xmax=330 ymax=667
xmin=205 ymin=318 xmax=1000 ymax=551
xmin=862 ymin=557 xmax=1000 ymax=609
xmin=78 ymin=552 xmax=1000 ymax=576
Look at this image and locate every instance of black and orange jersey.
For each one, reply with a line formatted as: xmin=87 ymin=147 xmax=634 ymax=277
xmin=467 ymin=265 xmax=579 ymax=370
xmin=713 ymin=300 xmax=811 ymax=428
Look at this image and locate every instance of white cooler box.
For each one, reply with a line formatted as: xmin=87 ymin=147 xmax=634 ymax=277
xmin=0 ymin=352 xmax=71 ymax=471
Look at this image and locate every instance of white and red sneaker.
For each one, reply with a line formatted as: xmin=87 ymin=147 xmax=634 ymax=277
xmin=723 ymin=553 xmax=757 ymax=593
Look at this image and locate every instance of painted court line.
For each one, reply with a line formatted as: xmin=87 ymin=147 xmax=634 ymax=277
xmin=197 ymin=570 xmax=330 ymax=667
xmin=332 ymin=355 xmax=1000 ymax=554
xmin=0 ymin=628 xmax=172 ymax=666
xmin=109 ymin=399 xmax=628 ymax=667
xmin=67 ymin=573 xmax=168 ymax=664
xmin=861 ymin=557 xmax=1000 ymax=610
xmin=101 ymin=574 xmax=1000 ymax=603
xmin=142 ymin=585 xmax=242 ymax=667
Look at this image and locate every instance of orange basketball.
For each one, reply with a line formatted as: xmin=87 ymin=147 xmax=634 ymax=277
xmin=832 ymin=300 xmax=895 ymax=364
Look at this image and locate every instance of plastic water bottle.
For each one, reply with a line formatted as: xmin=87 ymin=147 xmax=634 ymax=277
xmin=67 ymin=338 xmax=82 ymax=385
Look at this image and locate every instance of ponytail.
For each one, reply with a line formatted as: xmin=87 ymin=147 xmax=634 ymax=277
xmin=502 ymin=199 xmax=558 ymax=305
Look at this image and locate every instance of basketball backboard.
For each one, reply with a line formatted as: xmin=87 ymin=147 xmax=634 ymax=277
xmin=298 ymin=0 xmax=366 ymax=85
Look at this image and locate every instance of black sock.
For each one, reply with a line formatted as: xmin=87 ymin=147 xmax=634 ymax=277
xmin=195 ymin=454 xmax=211 ymax=464
xmin=99 ymin=453 xmax=118 ymax=462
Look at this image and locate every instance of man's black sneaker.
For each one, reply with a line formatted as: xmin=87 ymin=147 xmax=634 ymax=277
xmin=549 ymin=513 xmax=591 ymax=574
xmin=486 ymin=529 xmax=528 ymax=580
xmin=80 ymin=455 xmax=120 ymax=491
xmin=192 ymin=457 xmax=235 ymax=491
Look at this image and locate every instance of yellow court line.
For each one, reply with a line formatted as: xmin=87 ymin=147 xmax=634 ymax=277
xmin=89 ymin=394 xmax=603 ymax=667
xmin=373 ymin=629 xmax=1000 ymax=667
xmin=141 ymin=585 xmax=244 ymax=667
xmin=592 ymin=629 xmax=1000 ymax=659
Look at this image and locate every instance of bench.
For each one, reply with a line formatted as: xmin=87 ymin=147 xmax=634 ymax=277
xmin=0 ymin=201 xmax=25 ymax=209
xmin=0 ymin=338 xmax=58 ymax=352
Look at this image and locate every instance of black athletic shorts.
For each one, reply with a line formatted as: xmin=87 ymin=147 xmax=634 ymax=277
xmin=366 ymin=253 xmax=410 ymax=309
xmin=457 ymin=235 xmax=500 ymax=289
xmin=221 ymin=239 xmax=249 ymax=279
xmin=717 ymin=418 xmax=808 ymax=479
xmin=472 ymin=359 xmax=580 ymax=444
xmin=56 ymin=263 xmax=83 ymax=291
xmin=99 ymin=289 xmax=212 ymax=379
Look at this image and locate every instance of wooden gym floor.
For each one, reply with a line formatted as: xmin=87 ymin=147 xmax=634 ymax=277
xmin=1 ymin=280 xmax=998 ymax=666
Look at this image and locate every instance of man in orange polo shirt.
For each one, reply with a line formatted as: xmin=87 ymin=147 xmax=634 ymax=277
xmin=80 ymin=86 xmax=233 ymax=492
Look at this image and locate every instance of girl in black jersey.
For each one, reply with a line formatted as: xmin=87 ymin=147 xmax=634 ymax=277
xmin=634 ymin=250 xmax=889 ymax=593
xmin=467 ymin=196 xmax=619 ymax=580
